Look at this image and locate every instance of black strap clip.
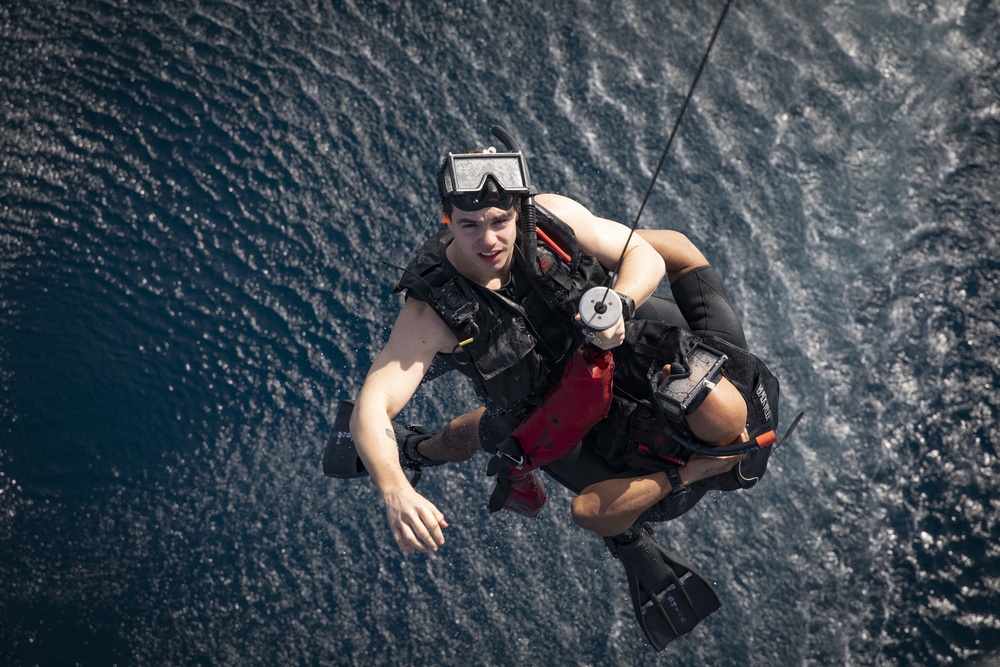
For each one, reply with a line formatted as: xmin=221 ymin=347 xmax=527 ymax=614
xmin=485 ymin=436 xmax=525 ymax=475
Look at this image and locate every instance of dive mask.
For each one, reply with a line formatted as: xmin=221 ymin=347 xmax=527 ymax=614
xmin=442 ymin=149 xmax=531 ymax=211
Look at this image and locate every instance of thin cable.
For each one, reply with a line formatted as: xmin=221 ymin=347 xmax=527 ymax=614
xmin=607 ymin=0 xmax=735 ymax=289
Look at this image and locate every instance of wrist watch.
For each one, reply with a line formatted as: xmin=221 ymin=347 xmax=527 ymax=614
xmin=615 ymin=291 xmax=636 ymax=320
xmin=666 ymin=466 xmax=689 ymax=497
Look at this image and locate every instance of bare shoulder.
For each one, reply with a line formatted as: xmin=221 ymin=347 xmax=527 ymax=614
xmin=534 ymin=193 xmax=594 ymax=224
xmin=534 ymin=193 xmax=622 ymax=234
xmin=391 ymin=297 xmax=461 ymax=355
xmin=360 ymin=298 xmax=457 ymax=412
xmin=534 ymin=193 xmax=633 ymax=265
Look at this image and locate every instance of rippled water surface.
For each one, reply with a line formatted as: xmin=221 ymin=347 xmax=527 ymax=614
xmin=2 ymin=1 xmax=999 ymax=665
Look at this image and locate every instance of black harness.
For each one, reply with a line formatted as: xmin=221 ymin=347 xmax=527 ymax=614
xmin=599 ymin=319 xmax=782 ymax=470
xmin=394 ymin=205 xmax=608 ymax=416
xmin=396 ymin=207 xmax=784 ymax=469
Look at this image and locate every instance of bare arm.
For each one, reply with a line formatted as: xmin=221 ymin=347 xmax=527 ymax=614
xmin=635 ymin=229 xmax=709 ymax=283
xmin=535 ymin=196 xmax=708 ymax=284
xmin=536 ymin=193 xmax=666 ymax=306
xmin=350 ymin=298 xmax=459 ymax=553
xmin=534 ymin=193 xmax=666 ymax=349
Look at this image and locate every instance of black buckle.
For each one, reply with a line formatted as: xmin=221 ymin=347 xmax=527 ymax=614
xmin=485 ymin=437 xmax=525 ymax=475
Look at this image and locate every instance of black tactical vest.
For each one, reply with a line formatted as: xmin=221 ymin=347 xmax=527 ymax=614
xmin=393 ymin=205 xmax=609 ymax=415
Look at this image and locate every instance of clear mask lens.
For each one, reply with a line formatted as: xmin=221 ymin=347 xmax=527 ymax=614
xmin=447 ymin=153 xmax=529 ymax=194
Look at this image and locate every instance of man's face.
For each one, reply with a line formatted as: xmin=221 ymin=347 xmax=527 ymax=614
xmin=446 ymin=204 xmax=519 ymax=288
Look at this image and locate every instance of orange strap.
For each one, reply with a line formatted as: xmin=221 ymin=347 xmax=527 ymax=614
xmin=535 ymin=227 xmax=572 ymax=263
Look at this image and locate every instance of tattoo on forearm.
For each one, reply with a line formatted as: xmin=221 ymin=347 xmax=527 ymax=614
xmin=385 ymin=427 xmax=395 ymax=443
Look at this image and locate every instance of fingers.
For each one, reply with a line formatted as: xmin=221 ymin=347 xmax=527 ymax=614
xmin=387 ymin=497 xmax=448 ymax=554
xmin=394 ymin=520 xmax=441 ymax=553
xmin=606 ymin=318 xmax=626 ymax=346
xmin=582 ymin=316 xmax=626 ymax=349
xmin=601 ymin=318 xmax=626 ymax=348
xmin=410 ymin=508 xmax=447 ymax=553
xmin=397 ymin=518 xmax=444 ymax=553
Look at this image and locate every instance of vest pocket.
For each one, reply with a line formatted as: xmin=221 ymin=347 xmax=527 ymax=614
xmin=472 ymin=317 xmax=536 ymax=381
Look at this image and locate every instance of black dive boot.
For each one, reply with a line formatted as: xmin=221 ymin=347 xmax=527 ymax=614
xmin=605 ymin=523 xmax=721 ymax=652
xmin=322 ymin=400 xmax=443 ymax=486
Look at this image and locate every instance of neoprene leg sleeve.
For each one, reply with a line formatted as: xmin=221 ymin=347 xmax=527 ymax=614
xmin=670 ymin=265 xmax=748 ymax=351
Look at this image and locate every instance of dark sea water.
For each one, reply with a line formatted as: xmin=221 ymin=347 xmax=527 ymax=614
xmin=2 ymin=0 xmax=999 ymax=665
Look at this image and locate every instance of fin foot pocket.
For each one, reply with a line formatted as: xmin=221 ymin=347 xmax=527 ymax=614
xmin=487 ymin=469 xmax=547 ymax=517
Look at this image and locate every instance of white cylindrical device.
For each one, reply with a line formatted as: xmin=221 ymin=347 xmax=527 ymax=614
xmin=578 ymin=287 xmax=622 ymax=331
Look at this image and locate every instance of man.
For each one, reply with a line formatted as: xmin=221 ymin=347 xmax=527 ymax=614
xmin=350 ymin=177 xmax=662 ymax=552
xmin=339 ymin=128 xmax=781 ymax=651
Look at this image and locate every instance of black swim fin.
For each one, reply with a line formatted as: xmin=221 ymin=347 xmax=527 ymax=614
xmin=321 ymin=400 xmax=440 ymax=486
xmin=606 ymin=524 xmax=721 ymax=652
xmin=322 ymin=400 xmax=368 ymax=479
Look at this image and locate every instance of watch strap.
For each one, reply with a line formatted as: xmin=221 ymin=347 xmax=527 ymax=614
xmin=615 ymin=291 xmax=636 ymax=320
xmin=666 ymin=466 xmax=689 ymax=497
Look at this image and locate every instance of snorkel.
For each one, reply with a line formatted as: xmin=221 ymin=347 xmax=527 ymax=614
xmin=488 ymin=125 xmax=539 ymax=278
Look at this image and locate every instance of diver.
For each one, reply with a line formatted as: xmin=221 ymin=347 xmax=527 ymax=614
xmin=329 ymin=127 xmax=783 ymax=651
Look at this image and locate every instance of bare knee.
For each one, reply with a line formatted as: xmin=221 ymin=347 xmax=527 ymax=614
xmin=570 ymin=488 xmax=621 ymax=536
xmin=573 ymin=488 xmax=611 ymax=531
xmin=684 ymin=377 xmax=747 ymax=445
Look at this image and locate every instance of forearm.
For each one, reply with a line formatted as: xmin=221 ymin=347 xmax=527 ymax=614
xmin=531 ymin=193 xmax=665 ymax=306
xmin=350 ymin=298 xmax=450 ymax=496
xmin=350 ymin=387 xmax=449 ymax=554
xmin=350 ymin=390 xmax=411 ymax=496
xmin=614 ymin=241 xmax=666 ymax=307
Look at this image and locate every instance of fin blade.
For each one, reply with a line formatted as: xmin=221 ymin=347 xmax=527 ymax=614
xmin=320 ymin=400 xmax=431 ymax=487
xmin=616 ymin=529 xmax=721 ymax=652
xmin=321 ymin=400 xmax=369 ymax=478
